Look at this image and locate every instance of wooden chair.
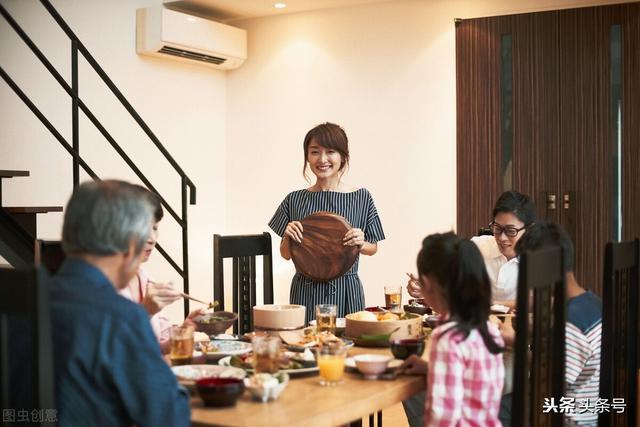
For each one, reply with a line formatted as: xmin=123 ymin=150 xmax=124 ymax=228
xmin=599 ymin=239 xmax=639 ymax=427
xmin=512 ymin=246 xmax=566 ymax=427
xmin=0 ymin=268 xmax=55 ymax=424
xmin=35 ymin=240 xmax=65 ymax=275
xmin=213 ymin=233 xmax=274 ymax=334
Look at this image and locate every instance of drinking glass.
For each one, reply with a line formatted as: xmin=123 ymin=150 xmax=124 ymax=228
xmin=315 ymin=304 xmax=337 ymax=334
xmin=384 ymin=285 xmax=402 ymax=312
xmin=170 ymin=324 xmax=195 ymax=366
xmin=316 ymin=343 xmax=347 ymax=386
xmin=252 ymin=335 xmax=281 ymax=374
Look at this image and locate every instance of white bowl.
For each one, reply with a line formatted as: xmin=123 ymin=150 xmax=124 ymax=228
xmin=244 ymin=373 xmax=289 ymax=402
xmin=353 ymin=354 xmax=392 ymax=379
xmin=253 ymin=304 xmax=306 ymax=330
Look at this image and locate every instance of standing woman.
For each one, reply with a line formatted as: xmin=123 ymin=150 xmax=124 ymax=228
xmin=269 ymin=122 xmax=385 ymax=323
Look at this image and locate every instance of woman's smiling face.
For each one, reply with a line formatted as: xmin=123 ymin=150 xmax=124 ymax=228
xmin=307 ymin=141 xmax=344 ymax=180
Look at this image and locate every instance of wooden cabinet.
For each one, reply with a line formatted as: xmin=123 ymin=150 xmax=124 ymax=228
xmin=456 ymin=3 xmax=640 ymax=295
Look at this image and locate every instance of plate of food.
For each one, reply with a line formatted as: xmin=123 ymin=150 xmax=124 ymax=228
xmin=171 ymin=364 xmax=246 ymax=389
xmin=279 ymin=330 xmax=354 ymax=352
xmin=197 ymin=340 xmax=253 ymax=360
xmin=218 ymin=350 xmax=319 ymax=376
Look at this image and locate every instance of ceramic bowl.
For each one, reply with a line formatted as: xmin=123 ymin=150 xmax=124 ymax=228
xmin=196 ymin=377 xmax=245 ymax=407
xmin=192 ymin=311 xmax=238 ymax=335
xmin=244 ymin=373 xmax=290 ymax=403
xmin=253 ymin=304 xmax=306 ymax=330
xmin=353 ymin=354 xmax=392 ymax=379
xmin=389 ymin=338 xmax=426 ymax=360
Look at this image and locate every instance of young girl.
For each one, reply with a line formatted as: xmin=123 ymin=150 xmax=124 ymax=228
xmin=401 ymin=232 xmax=505 ymax=426
xmin=269 ymin=122 xmax=385 ymax=323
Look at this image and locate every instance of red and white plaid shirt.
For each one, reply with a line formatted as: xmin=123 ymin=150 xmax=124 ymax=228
xmin=425 ymin=321 xmax=505 ymax=427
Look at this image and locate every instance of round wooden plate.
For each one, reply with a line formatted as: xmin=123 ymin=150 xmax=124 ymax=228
xmin=290 ymin=211 xmax=359 ymax=282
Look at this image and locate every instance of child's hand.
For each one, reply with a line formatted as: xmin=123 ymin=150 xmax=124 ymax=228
xmin=397 ymin=354 xmax=428 ymax=376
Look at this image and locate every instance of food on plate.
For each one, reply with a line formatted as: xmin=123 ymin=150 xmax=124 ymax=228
xmin=349 ymin=311 xmax=378 ymax=321
xmin=490 ymin=304 xmax=511 ymax=314
xmin=197 ymin=341 xmax=220 ymax=353
xmin=349 ymin=310 xmax=416 ymax=322
xmin=279 ymin=329 xmax=341 ymax=348
xmin=244 ymin=372 xmax=289 ymax=402
xmin=194 ymin=331 xmax=210 ymax=342
xmin=227 ymin=349 xmax=317 ymax=371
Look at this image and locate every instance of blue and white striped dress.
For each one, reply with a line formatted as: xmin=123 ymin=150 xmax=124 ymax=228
xmin=269 ymin=188 xmax=385 ymax=324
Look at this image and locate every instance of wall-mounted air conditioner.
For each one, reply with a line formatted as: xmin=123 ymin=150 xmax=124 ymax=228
xmin=136 ymin=7 xmax=247 ymax=70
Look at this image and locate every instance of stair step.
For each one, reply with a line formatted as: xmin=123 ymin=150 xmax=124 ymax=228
xmin=0 ymin=170 xmax=29 ymax=178
xmin=3 ymin=206 xmax=63 ymax=214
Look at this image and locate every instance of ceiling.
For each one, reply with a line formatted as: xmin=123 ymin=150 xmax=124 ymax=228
xmin=163 ymin=0 xmax=394 ymax=23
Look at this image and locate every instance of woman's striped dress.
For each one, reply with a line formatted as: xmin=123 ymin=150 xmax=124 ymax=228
xmin=269 ymin=188 xmax=385 ymax=324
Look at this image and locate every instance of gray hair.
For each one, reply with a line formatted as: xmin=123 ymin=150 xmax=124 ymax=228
xmin=62 ymin=180 xmax=154 ymax=256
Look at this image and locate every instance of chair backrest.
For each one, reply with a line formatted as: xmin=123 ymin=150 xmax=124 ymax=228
xmin=599 ymin=239 xmax=639 ymax=427
xmin=512 ymin=246 xmax=566 ymax=427
xmin=35 ymin=240 xmax=65 ymax=275
xmin=477 ymin=227 xmax=493 ymax=237
xmin=213 ymin=233 xmax=274 ymax=335
xmin=0 ymin=268 xmax=55 ymax=424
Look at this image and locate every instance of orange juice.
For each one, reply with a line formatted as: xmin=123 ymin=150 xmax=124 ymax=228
xmin=318 ymin=355 xmax=345 ymax=383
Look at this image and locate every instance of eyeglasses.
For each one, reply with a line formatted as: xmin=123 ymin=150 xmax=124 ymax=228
xmin=489 ymin=222 xmax=527 ymax=238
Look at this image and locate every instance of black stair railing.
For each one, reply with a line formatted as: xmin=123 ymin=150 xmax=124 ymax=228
xmin=0 ymin=0 xmax=196 ymax=316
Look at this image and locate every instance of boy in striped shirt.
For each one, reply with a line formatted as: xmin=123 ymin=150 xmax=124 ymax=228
xmin=515 ymin=222 xmax=602 ymax=426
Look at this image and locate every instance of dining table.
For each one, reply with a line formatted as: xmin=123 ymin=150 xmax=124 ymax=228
xmin=189 ymin=341 xmax=429 ymax=427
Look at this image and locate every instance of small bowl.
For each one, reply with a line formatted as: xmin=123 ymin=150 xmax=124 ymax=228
xmin=423 ymin=314 xmax=440 ymax=329
xmin=244 ymin=373 xmax=289 ymax=403
xmin=353 ymin=354 xmax=392 ymax=379
xmin=193 ymin=311 xmax=238 ymax=336
xmin=389 ymin=338 xmax=426 ymax=360
xmin=196 ymin=377 xmax=245 ymax=407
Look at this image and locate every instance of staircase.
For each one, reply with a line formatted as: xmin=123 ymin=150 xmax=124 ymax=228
xmin=0 ymin=1 xmax=197 ymax=316
xmin=0 ymin=170 xmax=62 ymax=267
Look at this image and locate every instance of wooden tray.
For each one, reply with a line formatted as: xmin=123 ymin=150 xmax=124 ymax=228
xmin=290 ymin=211 xmax=359 ymax=282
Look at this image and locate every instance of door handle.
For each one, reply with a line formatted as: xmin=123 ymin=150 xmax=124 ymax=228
xmin=563 ymin=193 xmax=570 ymax=210
xmin=547 ymin=193 xmax=556 ymax=210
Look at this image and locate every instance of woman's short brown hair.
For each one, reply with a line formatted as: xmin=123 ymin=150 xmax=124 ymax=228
xmin=302 ymin=122 xmax=350 ymax=181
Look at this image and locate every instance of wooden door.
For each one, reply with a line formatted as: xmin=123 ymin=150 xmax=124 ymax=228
xmin=456 ymin=3 xmax=640 ymax=296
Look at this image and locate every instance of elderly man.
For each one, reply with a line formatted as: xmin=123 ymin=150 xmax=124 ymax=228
xmin=50 ymin=180 xmax=190 ymax=426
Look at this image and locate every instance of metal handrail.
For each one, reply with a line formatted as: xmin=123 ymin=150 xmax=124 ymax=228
xmin=0 ymin=0 xmax=196 ymax=315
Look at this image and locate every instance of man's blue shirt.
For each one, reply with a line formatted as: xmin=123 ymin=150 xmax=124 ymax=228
xmin=49 ymin=258 xmax=190 ymax=427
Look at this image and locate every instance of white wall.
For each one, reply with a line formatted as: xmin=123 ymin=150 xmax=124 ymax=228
xmin=1 ymin=0 xmax=628 ymax=323
xmin=225 ymin=0 xmax=630 ymax=309
xmin=0 ymin=0 xmax=226 ymax=323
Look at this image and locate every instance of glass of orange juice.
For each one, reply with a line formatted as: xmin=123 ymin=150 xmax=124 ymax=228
xmin=316 ymin=342 xmax=347 ymax=386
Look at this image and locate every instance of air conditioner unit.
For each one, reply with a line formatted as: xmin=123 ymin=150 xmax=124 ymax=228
xmin=136 ymin=7 xmax=247 ymax=70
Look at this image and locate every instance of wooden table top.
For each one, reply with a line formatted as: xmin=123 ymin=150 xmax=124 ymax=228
xmin=190 ymin=345 xmax=427 ymax=427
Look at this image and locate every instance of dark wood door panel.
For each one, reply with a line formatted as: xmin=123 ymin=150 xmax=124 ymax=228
xmin=621 ymin=3 xmax=640 ymax=242
xmin=455 ymin=17 xmax=504 ymax=238
xmin=558 ymin=6 xmax=615 ymax=294
xmin=511 ymin=11 xmax=561 ymax=224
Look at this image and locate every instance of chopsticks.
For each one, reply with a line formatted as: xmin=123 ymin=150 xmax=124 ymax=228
xmin=180 ymin=292 xmax=209 ymax=306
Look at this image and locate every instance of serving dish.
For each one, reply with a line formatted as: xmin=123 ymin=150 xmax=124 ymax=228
xmin=171 ymin=364 xmax=246 ymax=389
xmin=289 ymin=212 xmax=359 ymax=281
xmin=218 ymin=354 xmax=319 ymax=376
